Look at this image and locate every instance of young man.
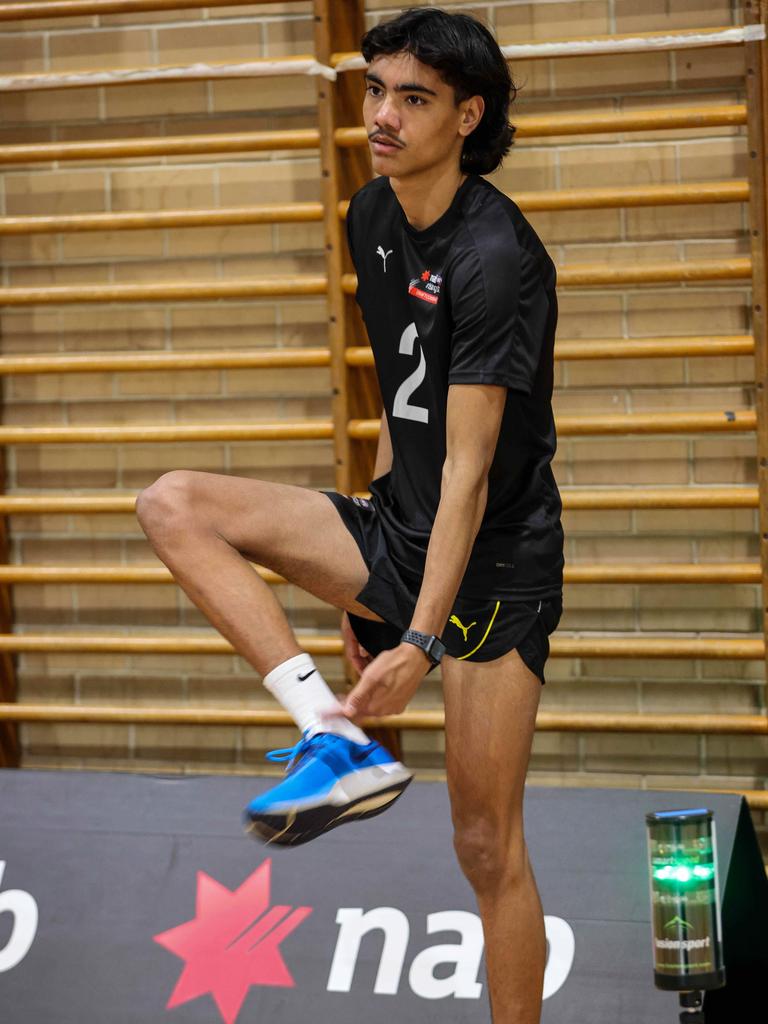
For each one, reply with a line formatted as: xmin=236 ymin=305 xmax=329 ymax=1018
xmin=137 ymin=7 xmax=562 ymax=1021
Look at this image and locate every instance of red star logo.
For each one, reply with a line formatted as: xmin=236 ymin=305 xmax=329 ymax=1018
xmin=421 ymin=269 xmax=430 ymax=281
xmin=154 ymin=860 xmax=312 ymax=1024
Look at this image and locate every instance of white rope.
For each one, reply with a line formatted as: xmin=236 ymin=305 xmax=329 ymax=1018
xmin=333 ymin=55 xmax=369 ymax=73
xmin=1 ymin=24 xmax=762 ymax=91
xmin=0 ymin=58 xmax=337 ymax=93
xmin=499 ymin=24 xmax=765 ymax=60
xmin=334 ymin=24 xmax=766 ymax=72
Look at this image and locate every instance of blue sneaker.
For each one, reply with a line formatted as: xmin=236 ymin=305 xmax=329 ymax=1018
xmin=243 ymin=732 xmax=413 ymax=846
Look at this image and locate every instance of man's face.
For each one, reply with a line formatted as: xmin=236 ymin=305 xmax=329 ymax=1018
xmin=363 ymin=52 xmax=481 ymax=180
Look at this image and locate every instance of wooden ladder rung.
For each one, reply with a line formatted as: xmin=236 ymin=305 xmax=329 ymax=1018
xmin=1 ymin=702 xmax=765 ymax=735
xmin=333 ymin=104 xmax=749 ymax=146
xmin=349 ymin=410 xmax=757 ymax=439
xmin=0 ymin=486 xmax=756 ymax=515
xmin=346 ymin=336 xmax=755 ymax=365
xmin=0 ymin=348 xmax=332 ymax=375
xmin=0 ymin=562 xmax=759 ymax=585
xmin=0 ymin=633 xmax=760 ymax=659
xmin=342 ymin=258 xmax=753 ymax=293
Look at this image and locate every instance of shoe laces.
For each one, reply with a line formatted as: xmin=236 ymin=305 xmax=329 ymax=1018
xmin=266 ymin=732 xmax=323 ymax=772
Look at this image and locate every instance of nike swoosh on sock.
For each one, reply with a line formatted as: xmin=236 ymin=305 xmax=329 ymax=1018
xmin=297 ymin=669 xmax=316 ymax=682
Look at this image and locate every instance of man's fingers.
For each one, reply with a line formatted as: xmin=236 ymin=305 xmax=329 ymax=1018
xmin=319 ymin=699 xmax=352 ymax=725
xmin=349 ymin=651 xmax=370 ymax=676
xmin=352 ymin=648 xmax=373 ymax=675
xmin=341 ymin=631 xmax=366 ymax=674
xmin=338 ymin=690 xmax=365 ymax=721
xmin=339 ymin=672 xmax=378 ymax=721
xmin=340 ymin=617 xmax=372 ymax=676
xmin=352 ymin=651 xmax=372 ymax=675
xmin=340 ymin=613 xmax=358 ymax=654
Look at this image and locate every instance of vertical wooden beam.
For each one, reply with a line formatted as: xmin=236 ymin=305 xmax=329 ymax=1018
xmin=313 ymin=0 xmax=372 ymax=497
xmin=0 ymin=448 xmax=19 ymax=766
xmin=314 ymin=0 xmax=401 ymax=757
xmin=744 ymin=0 xmax=768 ymax=709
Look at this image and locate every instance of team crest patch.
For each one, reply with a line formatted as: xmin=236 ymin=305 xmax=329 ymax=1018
xmin=408 ymin=268 xmax=442 ymax=305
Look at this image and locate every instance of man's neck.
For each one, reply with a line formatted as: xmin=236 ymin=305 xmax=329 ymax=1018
xmin=389 ymin=163 xmax=467 ymax=232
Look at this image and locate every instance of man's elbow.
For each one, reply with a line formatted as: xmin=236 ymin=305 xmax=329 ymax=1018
xmin=441 ymin=454 xmax=491 ymax=498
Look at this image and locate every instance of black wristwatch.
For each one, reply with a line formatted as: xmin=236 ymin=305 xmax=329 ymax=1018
xmin=400 ymin=628 xmax=447 ymax=666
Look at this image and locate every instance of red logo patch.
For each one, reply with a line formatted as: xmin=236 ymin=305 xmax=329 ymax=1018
xmin=154 ymin=860 xmax=312 ymax=1024
xmin=409 ymin=269 xmax=442 ymax=305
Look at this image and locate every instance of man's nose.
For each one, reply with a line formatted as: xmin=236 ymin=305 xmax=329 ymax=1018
xmin=376 ymin=96 xmax=401 ymax=133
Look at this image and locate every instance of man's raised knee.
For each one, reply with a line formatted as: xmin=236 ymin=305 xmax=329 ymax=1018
xmin=136 ymin=469 xmax=199 ymax=534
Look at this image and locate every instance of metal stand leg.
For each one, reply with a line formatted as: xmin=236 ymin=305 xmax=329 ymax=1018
xmin=678 ymin=989 xmax=705 ymax=1023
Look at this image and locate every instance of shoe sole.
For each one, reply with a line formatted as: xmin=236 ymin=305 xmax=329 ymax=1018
xmin=244 ymin=776 xmax=412 ymax=847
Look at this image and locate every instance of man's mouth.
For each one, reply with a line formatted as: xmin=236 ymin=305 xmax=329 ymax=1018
xmin=370 ymin=134 xmax=403 ymax=150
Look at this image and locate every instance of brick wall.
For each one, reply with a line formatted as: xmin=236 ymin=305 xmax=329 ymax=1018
xmin=0 ymin=0 xmax=765 ymax=851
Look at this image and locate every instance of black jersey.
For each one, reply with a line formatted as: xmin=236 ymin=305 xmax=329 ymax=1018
xmin=347 ymin=173 xmax=564 ymax=602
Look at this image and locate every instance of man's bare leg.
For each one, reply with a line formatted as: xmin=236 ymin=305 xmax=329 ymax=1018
xmin=136 ymin=469 xmax=413 ymax=844
xmin=135 ymin=469 xmax=385 ymax=678
xmin=441 ymin=648 xmax=545 ymax=1024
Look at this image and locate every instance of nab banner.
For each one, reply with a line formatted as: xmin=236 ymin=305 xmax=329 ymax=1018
xmin=0 ymin=860 xmax=38 ymax=974
xmin=0 ymin=770 xmax=764 ymax=1023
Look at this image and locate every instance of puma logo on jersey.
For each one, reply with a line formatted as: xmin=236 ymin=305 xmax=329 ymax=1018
xmin=376 ymin=245 xmax=393 ymax=272
xmin=449 ymin=615 xmax=476 ymax=642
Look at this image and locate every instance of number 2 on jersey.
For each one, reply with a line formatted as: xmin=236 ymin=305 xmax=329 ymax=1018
xmin=392 ymin=322 xmax=429 ymax=424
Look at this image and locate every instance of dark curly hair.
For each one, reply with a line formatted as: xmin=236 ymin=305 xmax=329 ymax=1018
xmin=361 ymin=6 xmax=516 ymax=176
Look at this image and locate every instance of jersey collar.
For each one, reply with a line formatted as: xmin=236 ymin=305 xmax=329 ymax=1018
xmin=390 ymin=173 xmax=478 ymax=244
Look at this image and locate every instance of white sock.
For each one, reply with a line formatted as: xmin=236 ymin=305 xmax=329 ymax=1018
xmin=263 ymin=652 xmax=369 ymax=745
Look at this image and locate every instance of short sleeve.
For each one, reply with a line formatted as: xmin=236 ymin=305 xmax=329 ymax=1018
xmin=447 ymin=239 xmax=537 ymax=395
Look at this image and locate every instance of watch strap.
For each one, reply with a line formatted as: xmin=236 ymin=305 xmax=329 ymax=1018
xmin=401 ymin=628 xmax=446 ymax=665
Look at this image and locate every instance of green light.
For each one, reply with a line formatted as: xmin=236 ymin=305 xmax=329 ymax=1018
xmin=693 ymin=866 xmax=715 ymax=880
xmin=652 ymin=862 xmax=715 ymax=884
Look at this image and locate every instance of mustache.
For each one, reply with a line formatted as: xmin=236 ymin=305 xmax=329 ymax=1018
xmin=368 ymin=129 xmax=404 ymax=148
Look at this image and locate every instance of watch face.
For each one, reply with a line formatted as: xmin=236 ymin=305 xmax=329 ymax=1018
xmin=425 ymin=635 xmax=445 ymax=663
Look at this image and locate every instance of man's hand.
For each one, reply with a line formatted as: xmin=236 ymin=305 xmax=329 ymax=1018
xmin=340 ymin=610 xmax=373 ymax=675
xmin=337 ymin=642 xmax=430 ymax=722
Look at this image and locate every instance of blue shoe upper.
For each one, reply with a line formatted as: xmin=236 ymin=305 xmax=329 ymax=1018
xmin=246 ymin=732 xmax=397 ymax=814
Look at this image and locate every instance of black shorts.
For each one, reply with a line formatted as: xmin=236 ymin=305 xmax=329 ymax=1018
xmin=323 ymin=490 xmax=562 ymax=685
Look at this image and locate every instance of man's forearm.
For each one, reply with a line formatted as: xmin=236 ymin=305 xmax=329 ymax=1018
xmin=409 ymin=465 xmax=488 ymax=636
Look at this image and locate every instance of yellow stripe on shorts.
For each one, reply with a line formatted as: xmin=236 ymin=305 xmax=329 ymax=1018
xmin=456 ymin=600 xmax=501 ymax=660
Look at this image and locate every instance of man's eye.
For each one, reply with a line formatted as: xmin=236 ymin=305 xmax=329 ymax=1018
xmin=406 ymin=95 xmax=426 ymax=106
xmin=366 ymin=84 xmax=382 ymax=97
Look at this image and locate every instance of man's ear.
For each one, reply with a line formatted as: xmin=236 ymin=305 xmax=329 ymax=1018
xmin=458 ymin=95 xmax=485 ymax=138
